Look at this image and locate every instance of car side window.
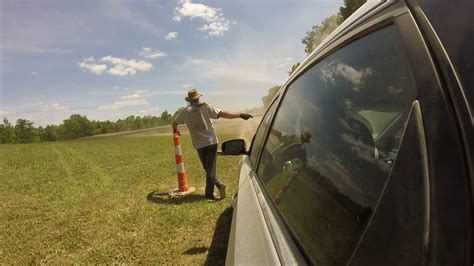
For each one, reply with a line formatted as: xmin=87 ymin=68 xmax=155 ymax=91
xmin=250 ymin=98 xmax=279 ymax=167
xmin=257 ymin=25 xmax=417 ymax=265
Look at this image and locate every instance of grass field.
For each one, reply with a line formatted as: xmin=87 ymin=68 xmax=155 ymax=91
xmin=0 ymin=120 xmax=259 ymax=264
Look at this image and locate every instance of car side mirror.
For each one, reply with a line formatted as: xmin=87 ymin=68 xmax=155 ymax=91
xmin=221 ymin=139 xmax=247 ymax=155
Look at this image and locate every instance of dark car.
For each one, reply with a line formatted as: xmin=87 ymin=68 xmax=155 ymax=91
xmin=222 ymin=0 xmax=473 ymax=265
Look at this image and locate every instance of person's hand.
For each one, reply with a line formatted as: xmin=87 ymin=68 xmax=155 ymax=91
xmin=240 ymin=113 xmax=253 ymax=120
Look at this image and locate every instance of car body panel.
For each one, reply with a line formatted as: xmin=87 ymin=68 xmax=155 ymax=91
xmin=225 ymin=156 xmax=280 ymax=265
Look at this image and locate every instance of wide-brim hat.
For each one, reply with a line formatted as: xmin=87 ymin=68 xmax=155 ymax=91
xmin=185 ymin=88 xmax=202 ymax=102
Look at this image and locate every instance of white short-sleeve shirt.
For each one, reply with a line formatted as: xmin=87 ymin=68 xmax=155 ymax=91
xmin=174 ymin=103 xmax=221 ymax=149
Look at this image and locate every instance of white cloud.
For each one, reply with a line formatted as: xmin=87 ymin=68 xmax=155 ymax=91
xmin=101 ymin=55 xmax=153 ymax=71
xmin=79 ymin=61 xmax=108 ymax=75
xmin=320 ymin=60 xmax=373 ymax=92
xmin=276 ymin=57 xmax=295 ymax=68
xmin=112 ymin=86 xmax=130 ymax=91
xmin=2 ymin=101 xmax=74 ymax=127
xmin=277 ymin=57 xmax=294 ymax=62
xmin=173 ymin=0 xmax=232 ymax=36
xmin=0 ymin=110 xmax=14 ymax=116
xmin=98 ymin=90 xmax=152 ymax=110
xmin=173 ymin=0 xmax=219 ymax=22
xmin=198 ymin=21 xmax=230 ymax=36
xmin=138 ymin=48 xmax=167 ymax=59
xmin=138 ymin=107 xmax=160 ymax=115
xmin=152 ymin=91 xmax=187 ymax=95
xmin=165 ymin=32 xmax=178 ymax=40
xmin=184 ymin=58 xmax=218 ymax=66
xmin=79 ymin=55 xmax=153 ymax=76
xmin=107 ymin=64 xmax=138 ymax=76
xmin=39 ymin=102 xmax=69 ymax=111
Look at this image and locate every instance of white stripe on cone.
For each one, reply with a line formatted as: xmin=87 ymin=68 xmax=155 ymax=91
xmin=175 ymin=145 xmax=181 ymax=155
xmin=176 ymin=163 xmax=185 ymax=173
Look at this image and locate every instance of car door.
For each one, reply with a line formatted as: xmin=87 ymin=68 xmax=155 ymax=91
xmin=235 ymin=2 xmax=469 ymax=265
xmin=227 ymin=1 xmax=470 ymax=265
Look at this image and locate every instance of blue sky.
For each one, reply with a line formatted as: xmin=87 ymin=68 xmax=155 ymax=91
xmin=0 ymin=0 xmax=340 ymax=126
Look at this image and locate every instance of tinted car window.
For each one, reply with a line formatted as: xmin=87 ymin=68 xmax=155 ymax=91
xmin=250 ymin=98 xmax=279 ymax=167
xmin=257 ymin=25 xmax=417 ymax=265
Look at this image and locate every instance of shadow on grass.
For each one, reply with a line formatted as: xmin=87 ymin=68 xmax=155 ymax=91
xmin=184 ymin=246 xmax=208 ymax=255
xmin=146 ymin=191 xmax=217 ymax=205
xmin=204 ymin=207 xmax=233 ymax=266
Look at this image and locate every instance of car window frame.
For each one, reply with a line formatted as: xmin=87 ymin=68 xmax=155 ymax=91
xmin=260 ymin=23 xmax=418 ymax=263
xmin=395 ymin=6 xmax=472 ymax=264
xmin=249 ymin=92 xmax=283 ymax=170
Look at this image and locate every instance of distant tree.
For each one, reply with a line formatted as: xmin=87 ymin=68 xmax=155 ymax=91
xmin=302 ymin=0 xmax=367 ymax=55
xmin=44 ymin=125 xmax=59 ymax=141
xmin=56 ymin=124 xmax=66 ymax=140
xmin=172 ymin=108 xmax=185 ymax=121
xmin=302 ymin=14 xmax=341 ymax=55
xmin=36 ymin=126 xmax=46 ymax=142
xmin=89 ymin=120 xmax=99 ymax=135
xmin=101 ymin=120 xmax=115 ymax=134
xmin=62 ymin=114 xmax=93 ymax=139
xmin=338 ymin=0 xmax=367 ymax=24
xmin=151 ymin=116 xmax=161 ymax=126
xmin=133 ymin=116 xmax=144 ymax=130
xmin=114 ymin=119 xmax=124 ymax=132
xmin=14 ymin=118 xmax=36 ymax=143
xmin=0 ymin=111 xmax=185 ymax=144
xmin=0 ymin=124 xmax=6 ymax=143
xmin=123 ymin=115 xmax=134 ymax=131
xmin=142 ymin=115 xmax=153 ymax=128
xmin=160 ymin=110 xmax=172 ymax=124
xmin=143 ymin=115 xmax=161 ymax=128
xmin=262 ymin=86 xmax=281 ymax=108
xmin=289 ymin=62 xmax=301 ymax=76
xmin=0 ymin=117 xmax=15 ymax=144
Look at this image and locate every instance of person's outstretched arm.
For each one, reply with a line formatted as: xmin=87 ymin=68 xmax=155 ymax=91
xmin=219 ymin=111 xmax=253 ymax=120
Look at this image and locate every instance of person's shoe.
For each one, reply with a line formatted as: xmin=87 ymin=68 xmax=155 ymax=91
xmin=205 ymin=194 xmax=218 ymax=201
xmin=219 ymin=185 xmax=226 ymax=199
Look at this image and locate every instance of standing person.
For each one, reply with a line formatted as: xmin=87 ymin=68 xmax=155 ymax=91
xmin=172 ymin=88 xmax=253 ymax=200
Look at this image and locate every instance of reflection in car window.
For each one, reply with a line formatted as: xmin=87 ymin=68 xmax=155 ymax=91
xmin=257 ymin=25 xmax=416 ymax=265
xmin=250 ymin=98 xmax=279 ymax=167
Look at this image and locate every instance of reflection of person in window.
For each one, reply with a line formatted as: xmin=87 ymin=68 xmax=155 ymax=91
xmin=262 ymin=128 xmax=312 ymax=181
xmin=270 ymin=128 xmax=312 ymax=144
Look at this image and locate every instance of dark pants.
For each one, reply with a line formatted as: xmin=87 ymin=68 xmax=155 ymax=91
xmin=197 ymin=144 xmax=224 ymax=197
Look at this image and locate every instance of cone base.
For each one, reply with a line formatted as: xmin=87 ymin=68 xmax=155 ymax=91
xmin=169 ymin=186 xmax=196 ymax=198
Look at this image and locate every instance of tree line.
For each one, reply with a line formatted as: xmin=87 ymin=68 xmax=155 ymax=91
xmin=0 ymin=110 xmax=176 ymax=144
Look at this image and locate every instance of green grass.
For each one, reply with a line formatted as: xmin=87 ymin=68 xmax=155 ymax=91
xmin=0 ymin=122 xmax=248 ymax=264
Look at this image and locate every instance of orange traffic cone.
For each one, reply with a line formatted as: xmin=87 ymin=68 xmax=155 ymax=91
xmin=170 ymin=130 xmax=195 ymax=198
xmin=273 ymin=169 xmax=300 ymax=205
